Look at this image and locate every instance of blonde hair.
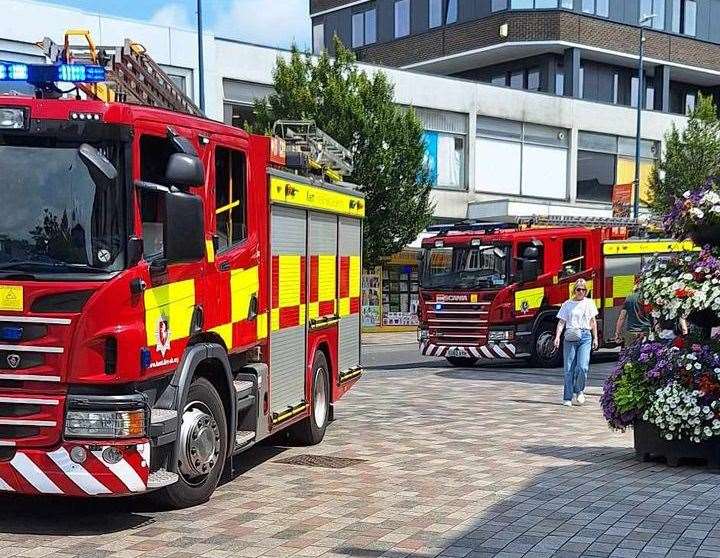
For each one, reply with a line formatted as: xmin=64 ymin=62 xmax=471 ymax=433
xmin=573 ymin=278 xmax=588 ymax=297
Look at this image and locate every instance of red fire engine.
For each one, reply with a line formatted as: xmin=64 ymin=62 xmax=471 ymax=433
xmin=0 ymin=33 xmax=363 ymax=507
xmin=418 ymin=216 xmax=693 ymax=368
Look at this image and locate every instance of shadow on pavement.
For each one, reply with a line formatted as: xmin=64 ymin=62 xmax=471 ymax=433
xmin=0 ymin=441 xmax=290 ymax=536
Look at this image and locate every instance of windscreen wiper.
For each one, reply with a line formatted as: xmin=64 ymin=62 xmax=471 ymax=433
xmin=0 ymin=261 xmax=110 ymax=274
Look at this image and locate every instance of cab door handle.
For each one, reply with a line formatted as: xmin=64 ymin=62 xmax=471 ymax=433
xmin=218 ymin=262 xmax=231 ymax=272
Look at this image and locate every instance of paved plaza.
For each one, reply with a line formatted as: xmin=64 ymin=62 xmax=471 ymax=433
xmin=1 ymin=345 xmax=720 ymax=558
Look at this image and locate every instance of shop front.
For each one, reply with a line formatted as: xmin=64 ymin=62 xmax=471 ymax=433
xmin=362 ymin=250 xmax=420 ymax=332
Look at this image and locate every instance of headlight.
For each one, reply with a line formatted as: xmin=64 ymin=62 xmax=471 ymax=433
xmin=488 ymin=329 xmax=514 ymax=342
xmin=418 ymin=328 xmax=429 ymax=341
xmin=0 ymin=107 xmax=26 ymax=130
xmin=65 ymin=409 xmax=146 ymax=439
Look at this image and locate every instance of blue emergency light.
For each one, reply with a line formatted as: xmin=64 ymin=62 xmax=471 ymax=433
xmin=0 ymin=62 xmax=106 ymax=84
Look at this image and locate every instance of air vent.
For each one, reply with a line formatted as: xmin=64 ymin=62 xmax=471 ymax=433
xmin=31 ymin=290 xmax=93 ymax=313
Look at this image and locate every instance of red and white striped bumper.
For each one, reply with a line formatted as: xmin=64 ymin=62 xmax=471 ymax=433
xmin=0 ymin=443 xmax=150 ymax=496
xmin=420 ymin=341 xmax=517 ymax=359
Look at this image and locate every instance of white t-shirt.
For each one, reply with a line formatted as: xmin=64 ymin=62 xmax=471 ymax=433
xmin=557 ymin=298 xmax=598 ymax=330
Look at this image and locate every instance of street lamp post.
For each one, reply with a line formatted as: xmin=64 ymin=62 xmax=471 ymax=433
xmin=197 ymin=0 xmax=205 ymax=112
xmin=633 ymin=13 xmax=656 ymax=219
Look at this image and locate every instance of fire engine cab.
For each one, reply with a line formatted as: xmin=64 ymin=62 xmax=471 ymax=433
xmin=418 ymin=216 xmax=693 ymax=368
xmin=0 ymin=32 xmax=363 ymax=507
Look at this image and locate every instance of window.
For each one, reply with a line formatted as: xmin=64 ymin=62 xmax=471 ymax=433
xmin=215 ymin=148 xmax=247 ymax=251
xmin=672 ymin=0 xmax=696 ymax=35
xmin=535 ymin=0 xmax=557 ymax=7
xmin=527 ymin=68 xmax=541 ymax=91
xmin=579 ymin=66 xmax=585 ymax=98
xmin=582 ymin=0 xmax=609 ymax=16
xmin=577 ymin=150 xmax=616 ymax=203
xmin=641 ymin=0 xmax=665 ymax=30
xmin=509 ymin=71 xmax=524 ymax=89
xmin=560 ymin=0 xmax=573 ymax=7
xmin=492 ymin=0 xmax=508 ymax=10
xmin=140 ymin=135 xmax=178 ymax=258
xmin=555 ymin=71 xmax=565 ymax=95
xmin=312 ymin=22 xmax=324 ymax=54
xmin=168 ymin=74 xmax=186 ymax=94
xmin=140 ymin=135 xmax=175 ymax=186
xmin=511 ymin=0 xmax=533 ymax=8
xmin=612 ymin=72 xmax=619 ymax=104
xmin=424 ymin=132 xmax=465 ymax=189
xmin=352 ymin=9 xmax=376 ymax=47
xmin=352 ymin=13 xmax=364 ymax=47
xmin=475 ymin=117 xmax=569 ymax=200
xmin=561 ymin=239 xmax=586 ymax=277
xmin=631 ymin=76 xmax=639 ymax=108
xmin=491 ymin=73 xmax=507 ymax=86
xmin=395 ymin=0 xmax=410 ymax=38
xmin=685 ymin=92 xmax=697 ymax=114
xmin=429 ymin=0 xmax=443 ymax=28
xmin=446 ymin=0 xmax=458 ymax=23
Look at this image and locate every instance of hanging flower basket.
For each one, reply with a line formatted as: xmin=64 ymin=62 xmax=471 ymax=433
xmin=664 ymin=182 xmax=720 ymax=246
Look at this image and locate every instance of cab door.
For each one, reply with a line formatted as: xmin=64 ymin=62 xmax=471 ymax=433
xmin=204 ymin=138 xmax=261 ymax=352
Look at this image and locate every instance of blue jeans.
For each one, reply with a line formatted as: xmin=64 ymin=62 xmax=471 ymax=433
xmin=563 ymin=330 xmax=592 ymax=401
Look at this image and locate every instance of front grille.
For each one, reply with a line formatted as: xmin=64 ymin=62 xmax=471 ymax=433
xmin=0 ymin=352 xmax=44 ymax=370
xmin=0 ymin=396 xmax=64 ymax=447
xmin=0 ymin=425 xmax=40 ymax=438
xmin=426 ymin=300 xmax=491 ymax=346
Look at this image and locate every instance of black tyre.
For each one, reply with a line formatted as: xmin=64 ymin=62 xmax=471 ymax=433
xmin=290 ymin=351 xmax=330 ymax=446
xmin=154 ymin=377 xmax=228 ymax=509
xmin=530 ymin=321 xmax=562 ymax=368
xmin=446 ymin=356 xmax=478 ymax=367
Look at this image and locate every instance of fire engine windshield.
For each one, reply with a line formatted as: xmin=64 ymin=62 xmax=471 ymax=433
xmin=0 ymin=140 xmax=124 ymax=277
xmin=420 ymin=244 xmax=509 ymax=290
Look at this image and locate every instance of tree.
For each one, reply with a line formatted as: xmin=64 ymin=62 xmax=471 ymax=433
xmin=649 ymin=93 xmax=720 ymax=214
xmin=252 ymin=39 xmax=434 ymax=268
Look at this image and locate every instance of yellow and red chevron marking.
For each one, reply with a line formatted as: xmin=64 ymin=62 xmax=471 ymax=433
xmin=309 ymin=254 xmax=337 ymax=320
xmin=271 ymin=254 xmax=307 ymax=332
xmin=0 ymin=443 xmax=149 ymax=496
xmin=602 ymin=274 xmax=636 ymax=308
xmin=338 ymin=255 xmax=361 ymax=317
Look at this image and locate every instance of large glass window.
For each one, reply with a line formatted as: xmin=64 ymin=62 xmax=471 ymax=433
xmin=582 ymin=0 xmax=609 ymax=17
xmin=429 ymin=0 xmax=443 ymax=28
xmin=312 ymin=23 xmax=324 ymax=55
xmin=446 ymin=0 xmax=458 ymax=23
xmin=395 ymin=0 xmax=410 ymax=38
xmin=352 ymin=8 xmax=376 ymax=47
xmin=420 ymin=245 xmax=509 ymax=290
xmin=215 ymin=147 xmax=247 ymax=251
xmin=577 ymin=150 xmax=616 ymax=203
xmin=475 ymin=117 xmax=568 ymax=200
xmin=641 ymin=0 xmax=665 ymax=29
xmin=672 ymin=0 xmax=696 ymax=35
xmin=492 ymin=0 xmax=508 ymax=10
xmin=365 ymin=9 xmax=377 ymax=44
xmin=418 ymin=108 xmax=468 ymax=191
xmin=511 ymin=0 xmax=533 ymax=7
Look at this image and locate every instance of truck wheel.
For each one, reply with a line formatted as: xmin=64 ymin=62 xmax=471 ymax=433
xmin=446 ymin=356 xmax=478 ymax=367
xmin=530 ymin=321 xmax=562 ymax=368
xmin=154 ymin=377 xmax=228 ymax=509
xmin=290 ymin=351 xmax=330 ymax=446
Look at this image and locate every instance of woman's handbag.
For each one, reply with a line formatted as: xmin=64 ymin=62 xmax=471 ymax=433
xmin=565 ymin=327 xmax=582 ymax=342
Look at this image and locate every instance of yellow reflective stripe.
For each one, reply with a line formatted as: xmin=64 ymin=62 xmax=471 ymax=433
xmin=299 ymin=303 xmax=306 ymax=325
xmin=271 ymin=308 xmax=280 ymax=332
xmin=308 ymin=301 xmax=320 ymax=320
xmin=144 ymin=280 xmax=195 ymax=346
xmin=210 ymin=323 xmax=233 ymax=348
xmin=256 ymin=312 xmax=268 ymax=340
xmin=318 ymin=255 xmax=336 ymax=302
xmin=603 ymin=240 xmax=696 ymax=255
xmin=278 ymin=255 xmax=301 ymax=308
xmin=604 ymin=298 xmax=614 ymax=308
xmin=339 ymin=297 xmax=351 ymax=317
xmin=612 ymin=275 xmax=635 ymax=298
xmin=215 ymin=200 xmax=240 ymax=215
xmin=269 ymin=176 xmax=365 ymax=218
xmin=515 ymin=287 xmax=544 ymax=311
xmin=205 ymin=240 xmax=215 ymax=263
xmin=349 ymin=256 xmax=361 ymax=298
xmin=230 ymin=267 xmax=259 ymax=323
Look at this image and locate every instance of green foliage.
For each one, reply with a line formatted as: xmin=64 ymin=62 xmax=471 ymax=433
xmin=251 ymin=38 xmax=434 ymax=268
xmin=650 ymin=94 xmax=720 ymax=214
xmin=613 ymin=363 xmax=651 ymax=414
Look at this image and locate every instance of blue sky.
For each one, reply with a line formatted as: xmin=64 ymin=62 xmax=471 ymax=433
xmin=42 ymin=0 xmax=311 ymax=49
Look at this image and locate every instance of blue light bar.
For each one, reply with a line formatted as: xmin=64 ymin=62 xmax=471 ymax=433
xmin=0 ymin=62 xmax=29 ymax=81
xmin=57 ymin=64 xmax=106 ymax=83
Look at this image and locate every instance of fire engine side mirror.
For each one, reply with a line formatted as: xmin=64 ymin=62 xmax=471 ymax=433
xmin=165 ymin=153 xmax=204 ymax=187
xmin=164 ymin=190 xmax=205 ymax=264
xmin=521 ymin=259 xmax=539 ymax=283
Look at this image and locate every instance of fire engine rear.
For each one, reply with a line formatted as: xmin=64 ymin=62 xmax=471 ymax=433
xmin=0 ymin=33 xmax=364 ymax=507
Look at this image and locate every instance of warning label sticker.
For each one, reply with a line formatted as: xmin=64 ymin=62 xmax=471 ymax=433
xmin=0 ymin=286 xmax=23 ymax=312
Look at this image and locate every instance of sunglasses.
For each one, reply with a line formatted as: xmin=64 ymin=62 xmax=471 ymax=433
xmin=575 ymin=288 xmax=587 ymax=292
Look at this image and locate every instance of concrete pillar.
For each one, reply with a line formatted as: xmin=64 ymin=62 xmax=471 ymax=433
xmin=564 ymin=47 xmax=582 ymax=99
xmin=568 ymin=127 xmax=579 ymax=203
xmin=654 ymin=65 xmax=671 ymax=113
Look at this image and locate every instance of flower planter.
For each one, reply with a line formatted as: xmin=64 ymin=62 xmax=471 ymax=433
xmin=687 ymin=308 xmax=720 ymax=330
xmin=634 ymin=419 xmax=720 ymax=469
xmin=689 ymin=223 xmax=720 ymax=248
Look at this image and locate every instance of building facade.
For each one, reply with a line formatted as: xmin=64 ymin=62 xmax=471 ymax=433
xmin=311 ymin=0 xmax=720 ymax=117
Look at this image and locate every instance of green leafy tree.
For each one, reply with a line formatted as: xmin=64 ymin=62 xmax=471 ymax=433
xmin=650 ymin=93 xmax=720 ymax=214
xmin=251 ymin=39 xmax=434 ymax=268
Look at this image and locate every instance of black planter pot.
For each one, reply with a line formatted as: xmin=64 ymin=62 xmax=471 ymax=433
xmin=687 ymin=308 xmax=720 ymax=330
xmin=634 ymin=419 xmax=720 ymax=469
xmin=689 ymin=222 xmax=720 ymax=248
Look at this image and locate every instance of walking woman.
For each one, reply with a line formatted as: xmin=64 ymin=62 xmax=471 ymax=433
xmin=554 ymin=278 xmax=599 ymax=407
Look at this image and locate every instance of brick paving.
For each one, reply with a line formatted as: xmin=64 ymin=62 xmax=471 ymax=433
xmin=1 ymin=351 xmax=720 ymax=557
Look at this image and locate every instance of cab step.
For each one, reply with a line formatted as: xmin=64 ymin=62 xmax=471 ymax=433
xmin=233 ymin=380 xmax=254 ymax=400
xmin=235 ymin=430 xmax=255 ymax=448
xmin=147 ymin=468 xmax=179 ymax=489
